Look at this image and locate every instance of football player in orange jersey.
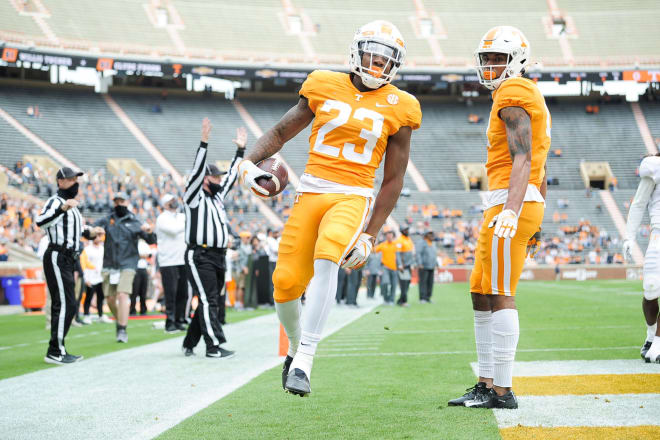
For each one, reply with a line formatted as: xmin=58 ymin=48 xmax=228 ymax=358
xmin=448 ymin=26 xmax=550 ymax=409
xmin=237 ymin=20 xmax=422 ymax=396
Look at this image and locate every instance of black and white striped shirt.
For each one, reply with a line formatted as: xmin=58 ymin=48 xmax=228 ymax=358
xmin=184 ymin=142 xmax=241 ymax=248
xmin=36 ymin=195 xmax=87 ymax=252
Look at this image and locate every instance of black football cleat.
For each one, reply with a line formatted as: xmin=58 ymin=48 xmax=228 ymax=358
xmin=448 ymin=382 xmax=490 ymax=406
xmin=182 ymin=346 xmax=195 ymax=357
xmin=206 ymin=346 xmax=235 ymax=359
xmin=44 ymin=352 xmax=83 ymax=365
xmin=285 ymin=368 xmax=311 ymax=397
xmin=641 ymin=340 xmax=653 ymax=363
xmin=282 ymin=355 xmax=293 ymax=389
xmin=465 ymin=388 xmax=518 ymax=409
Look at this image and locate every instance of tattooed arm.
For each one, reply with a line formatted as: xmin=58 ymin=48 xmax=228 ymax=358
xmin=245 ymin=97 xmax=315 ymax=163
xmin=500 ymin=106 xmax=532 ymax=214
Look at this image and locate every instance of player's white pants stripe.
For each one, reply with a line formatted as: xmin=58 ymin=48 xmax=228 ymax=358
xmin=186 ymin=249 xmax=219 ymax=346
xmin=338 ymin=196 xmax=374 ymax=263
xmin=51 ymin=250 xmax=66 ymax=355
xmin=185 ymin=281 xmax=193 ymax=322
xmin=503 ymin=237 xmax=512 ymax=296
xmin=491 ymin=235 xmax=499 ymax=294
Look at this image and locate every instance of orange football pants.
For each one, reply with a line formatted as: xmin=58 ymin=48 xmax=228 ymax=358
xmin=470 ymin=202 xmax=544 ymax=296
xmin=272 ymin=192 xmax=372 ymax=303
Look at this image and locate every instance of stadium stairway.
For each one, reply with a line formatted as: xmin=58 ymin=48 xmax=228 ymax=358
xmin=0 ymin=86 xmax=161 ymax=174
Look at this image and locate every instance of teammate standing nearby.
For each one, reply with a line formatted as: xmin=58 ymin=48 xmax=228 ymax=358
xmin=448 ymin=26 xmax=550 ymax=409
xmin=36 ymin=167 xmax=104 ymax=365
xmin=180 ymin=121 xmax=245 ymax=358
xmin=238 ymin=20 xmax=422 ymax=396
xmin=623 ymin=153 xmax=660 ymax=362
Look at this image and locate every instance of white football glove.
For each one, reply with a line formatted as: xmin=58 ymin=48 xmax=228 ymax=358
xmin=488 ymin=209 xmax=518 ymax=239
xmin=238 ymin=159 xmax=272 ymax=198
xmin=341 ymin=233 xmax=374 ymax=269
xmin=622 ymin=239 xmax=634 ymax=263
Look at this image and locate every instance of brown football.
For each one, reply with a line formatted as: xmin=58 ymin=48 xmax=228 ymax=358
xmin=253 ymin=157 xmax=288 ymax=197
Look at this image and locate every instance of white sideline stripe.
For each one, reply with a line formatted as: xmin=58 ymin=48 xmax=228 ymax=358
xmin=317 ymin=346 xmax=638 ymax=358
xmin=319 ymin=347 xmax=379 ymax=352
xmin=0 ymin=298 xmax=377 ymax=440
xmin=471 ymin=359 xmax=660 ymax=378
xmin=494 ymin=394 xmax=660 ymax=428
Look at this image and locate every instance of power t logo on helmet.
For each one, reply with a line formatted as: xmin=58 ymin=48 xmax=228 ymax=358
xmin=475 ymin=26 xmax=530 ymax=90
xmin=350 ymin=20 xmax=406 ymax=89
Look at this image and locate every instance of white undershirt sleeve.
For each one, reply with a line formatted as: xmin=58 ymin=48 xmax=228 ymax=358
xmin=626 ymin=176 xmax=655 ymax=242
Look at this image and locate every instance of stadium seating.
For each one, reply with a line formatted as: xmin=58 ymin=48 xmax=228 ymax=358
xmin=2 ymin=0 xmax=658 ymax=65
xmin=0 ymin=86 xmax=162 ymax=174
xmin=0 ymin=118 xmax=49 ymax=169
xmin=0 ymin=1 xmax=43 ymax=37
xmin=110 ymin=91 xmax=249 ymax=174
xmin=173 ymin=0 xmax=306 ymax=61
xmin=46 ymin=0 xmax=172 ymax=50
xmin=641 ymin=102 xmax=660 ymax=143
xmin=561 ymin=0 xmax=660 ymax=63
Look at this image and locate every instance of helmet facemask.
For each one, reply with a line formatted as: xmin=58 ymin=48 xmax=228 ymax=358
xmin=350 ymin=40 xmax=403 ymax=89
xmin=475 ymin=52 xmax=512 ymax=91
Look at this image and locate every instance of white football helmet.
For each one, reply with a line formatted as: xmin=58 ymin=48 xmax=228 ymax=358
xmin=350 ymin=20 xmax=406 ymax=89
xmin=474 ymin=26 xmax=530 ymax=90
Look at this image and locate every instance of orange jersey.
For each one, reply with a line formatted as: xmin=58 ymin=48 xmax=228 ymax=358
xmin=486 ymin=77 xmax=551 ymax=191
xmin=374 ymin=240 xmax=399 ymax=270
xmin=299 ymin=70 xmax=422 ymax=189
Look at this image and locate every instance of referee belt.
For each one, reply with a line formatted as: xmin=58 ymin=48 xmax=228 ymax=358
xmin=188 ymin=244 xmax=226 ymax=256
xmin=47 ymin=244 xmax=80 ymax=259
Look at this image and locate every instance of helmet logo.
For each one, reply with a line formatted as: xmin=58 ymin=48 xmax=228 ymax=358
xmin=387 ymin=94 xmax=399 ymax=105
xmin=381 ymin=24 xmax=392 ymax=35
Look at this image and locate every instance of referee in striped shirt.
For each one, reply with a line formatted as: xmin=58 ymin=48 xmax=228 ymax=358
xmin=181 ymin=118 xmax=245 ymax=358
xmin=36 ymin=167 xmax=103 ymax=365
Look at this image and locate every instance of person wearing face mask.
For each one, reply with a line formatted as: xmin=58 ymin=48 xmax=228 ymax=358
xmin=94 ymin=192 xmax=156 ymax=343
xmin=36 ymin=167 xmax=105 ymax=365
xmin=156 ymin=193 xmax=189 ymax=333
xmin=180 ymin=119 xmax=245 ymax=359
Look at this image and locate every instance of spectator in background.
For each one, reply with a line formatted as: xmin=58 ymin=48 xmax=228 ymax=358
xmin=265 ymin=228 xmax=280 ymax=301
xmin=417 ymin=230 xmax=438 ymax=303
xmin=130 ymin=240 xmax=152 ymax=316
xmin=236 ymin=231 xmax=252 ymax=310
xmin=364 ymin=252 xmax=383 ymax=299
xmin=373 ymin=229 xmax=398 ymax=305
xmin=156 ymin=193 xmax=188 ymax=333
xmin=81 ymin=233 xmax=109 ymax=324
xmin=95 ymin=192 xmax=156 ymax=343
xmin=395 ymin=226 xmax=415 ymax=307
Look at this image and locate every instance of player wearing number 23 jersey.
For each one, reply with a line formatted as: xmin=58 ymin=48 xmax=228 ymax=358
xmin=237 ymin=20 xmax=421 ymax=397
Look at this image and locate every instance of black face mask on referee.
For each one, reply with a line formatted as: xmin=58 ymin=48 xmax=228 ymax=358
xmin=57 ymin=182 xmax=79 ymax=200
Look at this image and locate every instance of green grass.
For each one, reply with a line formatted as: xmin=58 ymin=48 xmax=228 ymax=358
xmin=0 ymin=308 xmax=272 ymax=380
xmin=157 ymin=280 xmax=644 ymax=440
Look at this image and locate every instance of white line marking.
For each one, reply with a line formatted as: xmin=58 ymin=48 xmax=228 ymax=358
xmin=494 ymin=394 xmax=660 ymax=428
xmin=471 ymin=359 xmax=660 ymax=377
xmin=318 ymin=347 xmax=379 ymax=352
xmin=317 ymin=346 xmax=638 ymax=358
xmin=0 ymin=298 xmax=379 ymax=440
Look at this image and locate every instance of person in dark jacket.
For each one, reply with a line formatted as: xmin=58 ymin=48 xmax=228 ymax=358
xmin=95 ymin=192 xmax=156 ymax=343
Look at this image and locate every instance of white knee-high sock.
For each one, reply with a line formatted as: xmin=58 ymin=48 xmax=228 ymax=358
xmin=474 ymin=310 xmax=493 ymax=380
xmin=290 ymin=259 xmax=339 ymax=379
xmin=647 ymin=323 xmax=657 ymax=342
xmin=275 ymin=298 xmax=302 ymax=358
xmin=492 ymin=308 xmax=519 ymax=388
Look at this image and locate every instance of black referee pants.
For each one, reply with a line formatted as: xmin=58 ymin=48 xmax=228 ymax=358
xmin=183 ymin=247 xmax=227 ymax=350
xmin=161 ymin=265 xmax=189 ymax=325
xmin=43 ymin=248 xmax=77 ymax=356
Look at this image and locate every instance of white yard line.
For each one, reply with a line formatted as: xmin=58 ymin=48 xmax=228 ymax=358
xmin=471 ymin=359 xmax=660 ymax=377
xmin=494 ymin=394 xmax=660 ymax=428
xmin=318 ymin=346 xmax=638 ymax=358
xmin=0 ymin=298 xmax=378 ymax=440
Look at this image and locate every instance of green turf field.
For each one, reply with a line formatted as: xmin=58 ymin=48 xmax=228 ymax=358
xmin=0 ymin=308 xmax=272 ymax=380
xmin=157 ymin=280 xmax=645 ymax=440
